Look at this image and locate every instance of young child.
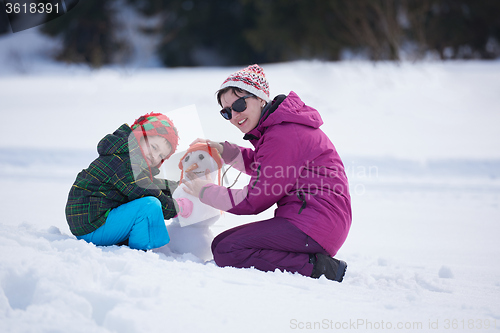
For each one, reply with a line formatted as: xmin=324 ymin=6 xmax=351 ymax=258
xmin=65 ymin=112 xmax=193 ymax=250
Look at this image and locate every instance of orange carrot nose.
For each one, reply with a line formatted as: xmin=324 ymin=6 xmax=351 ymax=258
xmin=185 ymin=163 xmax=199 ymax=173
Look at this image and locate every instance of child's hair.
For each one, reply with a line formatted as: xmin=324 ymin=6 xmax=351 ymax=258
xmin=131 ymin=112 xmax=179 ymax=160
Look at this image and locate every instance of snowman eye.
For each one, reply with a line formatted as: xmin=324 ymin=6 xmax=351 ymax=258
xmin=198 ymin=154 xmax=205 ymax=160
xmin=184 ymin=155 xmax=190 ymax=163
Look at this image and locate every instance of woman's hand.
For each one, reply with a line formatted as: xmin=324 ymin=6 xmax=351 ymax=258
xmin=182 ymin=169 xmax=214 ymax=198
xmin=190 ymin=138 xmax=224 ymax=155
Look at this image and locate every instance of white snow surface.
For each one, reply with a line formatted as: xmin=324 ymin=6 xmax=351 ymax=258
xmin=1 ymin=30 xmax=500 ymax=333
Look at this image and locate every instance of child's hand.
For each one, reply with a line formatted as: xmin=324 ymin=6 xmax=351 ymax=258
xmin=175 ymin=198 xmax=193 ymax=218
xmin=183 ymin=169 xmax=214 ymax=198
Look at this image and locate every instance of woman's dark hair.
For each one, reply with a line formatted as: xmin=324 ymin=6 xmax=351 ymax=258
xmin=216 ymin=87 xmax=255 ymax=106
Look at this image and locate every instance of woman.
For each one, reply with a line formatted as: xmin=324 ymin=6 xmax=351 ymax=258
xmin=184 ymin=64 xmax=351 ymax=282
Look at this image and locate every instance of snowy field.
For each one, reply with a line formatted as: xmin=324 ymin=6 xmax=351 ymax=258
xmin=1 ymin=30 xmax=500 ymax=333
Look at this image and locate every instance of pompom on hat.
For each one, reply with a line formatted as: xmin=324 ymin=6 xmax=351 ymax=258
xmin=131 ymin=112 xmax=179 ymax=161
xmin=220 ymin=64 xmax=270 ymax=102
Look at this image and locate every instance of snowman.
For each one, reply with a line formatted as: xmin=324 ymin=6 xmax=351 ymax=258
xmin=166 ymin=143 xmax=223 ymax=261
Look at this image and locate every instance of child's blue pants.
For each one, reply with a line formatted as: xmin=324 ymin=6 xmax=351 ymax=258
xmin=77 ymin=197 xmax=170 ymax=250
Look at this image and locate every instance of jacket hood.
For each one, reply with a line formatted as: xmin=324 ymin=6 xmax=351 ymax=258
xmin=244 ymin=91 xmax=323 ymax=141
xmin=96 ymin=124 xmax=159 ymax=178
xmin=97 ymin=124 xmax=133 ymax=156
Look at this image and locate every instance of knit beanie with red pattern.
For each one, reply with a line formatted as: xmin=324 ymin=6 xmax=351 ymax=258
xmin=131 ymin=112 xmax=179 ymax=161
xmin=220 ymin=64 xmax=270 ymax=102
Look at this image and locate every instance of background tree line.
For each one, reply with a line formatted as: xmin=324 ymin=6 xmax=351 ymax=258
xmin=34 ymin=0 xmax=500 ymax=67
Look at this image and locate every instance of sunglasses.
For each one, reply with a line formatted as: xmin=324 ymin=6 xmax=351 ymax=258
xmin=220 ymin=94 xmax=254 ymax=120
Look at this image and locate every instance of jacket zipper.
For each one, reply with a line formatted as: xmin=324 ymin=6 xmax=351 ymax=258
xmin=297 ymin=190 xmax=307 ymax=214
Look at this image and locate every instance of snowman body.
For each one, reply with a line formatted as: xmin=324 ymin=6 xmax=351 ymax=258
xmin=166 ymin=147 xmax=222 ymax=261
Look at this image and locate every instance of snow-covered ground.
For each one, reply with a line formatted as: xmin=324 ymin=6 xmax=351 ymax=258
xmin=1 ymin=29 xmax=500 ymax=333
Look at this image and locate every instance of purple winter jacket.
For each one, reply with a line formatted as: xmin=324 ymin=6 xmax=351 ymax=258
xmin=200 ymin=91 xmax=351 ymax=256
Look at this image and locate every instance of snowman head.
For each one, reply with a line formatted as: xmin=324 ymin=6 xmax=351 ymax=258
xmin=178 ymin=143 xmax=223 ymax=185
